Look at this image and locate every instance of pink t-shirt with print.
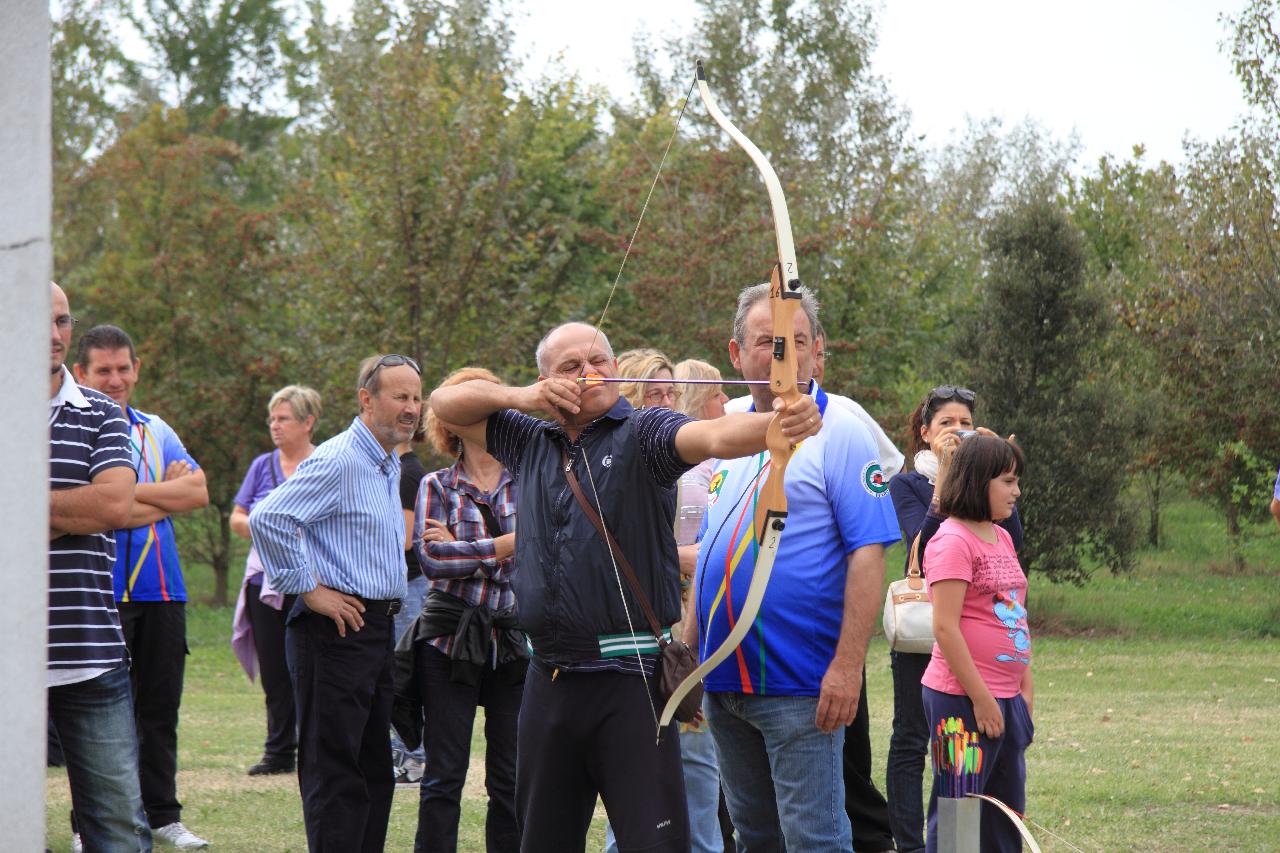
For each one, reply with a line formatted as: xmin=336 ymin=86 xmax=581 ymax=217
xmin=921 ymin=518 xmax=1031 ymax=698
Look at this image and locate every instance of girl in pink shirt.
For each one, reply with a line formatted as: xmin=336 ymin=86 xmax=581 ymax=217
xmin=921 ymin=435 xmax=1032 ymax=853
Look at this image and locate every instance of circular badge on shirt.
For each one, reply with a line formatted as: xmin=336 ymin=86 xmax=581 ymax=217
xmin=707 ymin=469 xmax=727 ymax=506
xmin=861 ymin=461 xmax=889 ymax=497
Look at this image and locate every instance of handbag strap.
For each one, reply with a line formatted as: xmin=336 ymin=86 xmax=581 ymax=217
xmin=559 ymin=446 xmax=665 ymax=642
xmin=906 ymin=531 xmax=925 ymax=585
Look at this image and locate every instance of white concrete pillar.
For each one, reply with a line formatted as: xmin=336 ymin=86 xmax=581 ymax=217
xmin=0 ymin=1 xmax=53 ymax=850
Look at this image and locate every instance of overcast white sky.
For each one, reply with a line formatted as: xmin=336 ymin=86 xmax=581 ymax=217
xmin=344 ymin=0 xmax=1253 ymax=167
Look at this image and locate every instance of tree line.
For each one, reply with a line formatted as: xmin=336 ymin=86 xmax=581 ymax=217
xmin=52 ymin=0 xmax=1280 ymax=602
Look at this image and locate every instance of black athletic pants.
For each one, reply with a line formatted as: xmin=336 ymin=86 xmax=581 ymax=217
xmin=286 ymin=599 xmax=396 ymax=853
xmin=843 ymin=666 xmax=896 ymax=851
xmin=516 ymin=661 xmax=689 ymax=853
xmin=119 ymin=600 xmax=187 ymax=828
xmin=245 ymin=580 xmax=298 ymax=762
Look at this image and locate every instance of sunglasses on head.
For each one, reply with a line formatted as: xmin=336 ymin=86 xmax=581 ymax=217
xmin=362 ymin=354 xmax=421 ymax=389
xmin=924 ymin=385 xmax=976 ymax=416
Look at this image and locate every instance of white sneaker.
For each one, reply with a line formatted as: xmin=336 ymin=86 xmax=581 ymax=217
xmin=153 ymin=821 xmax=210 ymax=849
xmin=71 ymin=833 xmax=83 ymax=853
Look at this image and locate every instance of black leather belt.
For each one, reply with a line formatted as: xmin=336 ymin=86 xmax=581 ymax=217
xmin=358 ymin=597 xmax=402 ymax=617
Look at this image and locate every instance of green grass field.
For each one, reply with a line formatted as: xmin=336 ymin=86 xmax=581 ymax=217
xmin=45 ymin=494 xmax=1280 ymax=851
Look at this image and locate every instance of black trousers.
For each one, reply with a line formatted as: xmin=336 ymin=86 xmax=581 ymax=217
xmin=414 ymin=642 xmax=523 ymax=853
xmin=843 ymin=666 xmax=895 ymax=852
xmin=245 ymin=580 xmax=298 ymax=761
xmin=119 ymin=600 xmax=187 ymax=828
xmin=286 ymin=599 xmax=396 ymax=853
xmin=516 ymin=662 xmax=689 ymax=853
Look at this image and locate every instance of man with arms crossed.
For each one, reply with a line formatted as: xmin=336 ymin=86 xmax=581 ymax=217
xmin=75 ymin=324 xmax=211 ymax=850
xmin=48 ymin=283 xmax=152 ymax=852
xmin=429 ymin=320 xmax=821 ymax=853
xmin=251 ymin=355 xmax=423 ymax=853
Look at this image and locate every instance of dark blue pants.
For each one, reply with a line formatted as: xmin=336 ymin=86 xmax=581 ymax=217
xmin=886 ymin=650 xmax=931 ymax=853
xmin=287 ymin=601 xmax=396 ymax=853
xmin=922 ymin=687 xmax=1033 ymax=853
xmin=413 ymin=642 xmax=522 ymax=853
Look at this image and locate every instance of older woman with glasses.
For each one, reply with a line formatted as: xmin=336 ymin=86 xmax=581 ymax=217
xmin=885 ymin=385 xmax=1023 ymax=853
xmin=230 ymin=384 xmax=322 ymax=776
xmin=617 ymin=348 xmax=679 ymax=409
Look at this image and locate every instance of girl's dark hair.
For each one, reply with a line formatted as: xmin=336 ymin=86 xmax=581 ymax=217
xmin=936 ymin=435 xmax=1025 ymax=522
xmin=906 ymin=385 xmax=977 ymax=455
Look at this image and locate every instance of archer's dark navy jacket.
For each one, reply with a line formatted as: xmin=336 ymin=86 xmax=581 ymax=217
xmin=486 ymin=398 xmax=692 ymax=663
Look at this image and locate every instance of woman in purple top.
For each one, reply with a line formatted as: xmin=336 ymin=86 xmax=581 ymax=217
xmin=229 ymin=384 xmax=321 ymax=776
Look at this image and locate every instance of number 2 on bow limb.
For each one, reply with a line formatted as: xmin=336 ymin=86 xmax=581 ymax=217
xmin=655 ymin=61 xmax=807 ymax=735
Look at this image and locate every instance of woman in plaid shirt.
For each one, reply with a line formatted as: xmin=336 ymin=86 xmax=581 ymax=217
xmin=409 ymin=367 xmax=524 ymax=853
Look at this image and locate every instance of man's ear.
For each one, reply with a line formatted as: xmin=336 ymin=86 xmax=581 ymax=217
xmin=357 ymin=387 xmax=372 ymax=413
xmin=727 ymin=337 xmax=743 ymax=372
xmin=133 ymin=358 xmax=142 ymax=381
xmin=72 ymin=362 xmax=86 ymax=383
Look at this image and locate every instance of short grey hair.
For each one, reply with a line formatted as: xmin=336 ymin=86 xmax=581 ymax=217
xmin=732 ymin=282 xmax=821 ymax=348
xmin=268 ymin=385 xmax=322 ymax=428
xmin=535 ymin=322 xmax=614 ymax=374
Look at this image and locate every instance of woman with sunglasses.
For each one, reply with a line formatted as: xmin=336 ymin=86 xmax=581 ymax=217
xmin=885 ymin=385 xmax=1023 ymax=853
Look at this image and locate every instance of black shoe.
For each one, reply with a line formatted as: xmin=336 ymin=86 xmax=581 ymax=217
xmin=248 ymin=756 xmax=294 ymax=776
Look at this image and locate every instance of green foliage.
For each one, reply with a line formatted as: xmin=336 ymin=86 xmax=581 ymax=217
xmin=290 ymin=0 xmax=607 ymax=400
xmin=1225 ymin=0 xmax=1280 ymax=124
xmin=962 ymin=198 xmax=1137 ymax=583
xmin=59 ymin=106 xmax=294 ymax=604
xmin=123 ymin=0 xmax=297 ymax=148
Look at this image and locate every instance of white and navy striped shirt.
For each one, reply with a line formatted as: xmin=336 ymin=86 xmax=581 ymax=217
xmin=250 ymin=417 xmax=408 ymax=600
xmin=48 ymin=367 xmax=135 ymax=683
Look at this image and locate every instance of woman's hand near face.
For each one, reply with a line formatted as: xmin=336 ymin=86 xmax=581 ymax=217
xmin=929 ymin=425 xmax=963 ymax=465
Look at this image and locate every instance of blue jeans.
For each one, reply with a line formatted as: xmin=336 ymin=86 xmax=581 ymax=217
xmin=50 ymin=666 xmax=152 ymax=852
xmin=605 ymin=714 xmax=723 ymax=853
xmin=706 ymin=692 xmax=851 ymax=853
xmin=391 ymin=575 xmax=430 ymax=768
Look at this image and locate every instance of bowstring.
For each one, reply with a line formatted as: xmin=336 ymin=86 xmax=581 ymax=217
xmin=580 ymin=445 xmax=660 ymax=731
xmin=582 ymin=76 xmax=697 ymax=364
xmin=570 ymin=76 xmax=698 ymax=737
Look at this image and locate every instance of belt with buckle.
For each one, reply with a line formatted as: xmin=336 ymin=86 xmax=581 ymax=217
xmin=357 ymin=596 xmax=402 ymax=617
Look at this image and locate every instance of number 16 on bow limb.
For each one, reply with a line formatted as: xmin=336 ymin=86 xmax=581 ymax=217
xmin=656 ymin=60 xmax=806 ymax=736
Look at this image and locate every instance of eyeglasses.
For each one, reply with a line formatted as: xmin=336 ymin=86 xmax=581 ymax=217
xmin=925 ymin=385 xmax=976 ymax=411
xmin=362 ymin=354 xmax=421 ymax=389
xmin=53 ymin=314 xmax=77 ymax=331
xmin=643 ymin=388 xmax=682 ymax=405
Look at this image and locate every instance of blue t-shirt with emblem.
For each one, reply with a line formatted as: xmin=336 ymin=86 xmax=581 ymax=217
xmin=694 ymin=385 xmax=899 ymax=696
xmin=114 ymin=408 xmax=200 ymax=603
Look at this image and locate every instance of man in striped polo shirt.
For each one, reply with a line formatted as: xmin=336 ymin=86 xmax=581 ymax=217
xmin=75 ymin=324 xmax=211 ymax=850
xmin=47 ymin=283 xmax=153 ymax=851
xmin=251 ymin=354 xmax=422 ymax=853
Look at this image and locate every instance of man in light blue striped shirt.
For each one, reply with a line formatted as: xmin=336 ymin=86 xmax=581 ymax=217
xmin=250 ymin=354 xmax=422 ymax=853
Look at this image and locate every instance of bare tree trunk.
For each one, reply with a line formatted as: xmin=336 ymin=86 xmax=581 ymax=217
xmin=1146 ymin=467 xmax=1162 ymax=548
xmin=1226 ymin=502 xmax=1246 ymax=573
xmin=212 ymin=506 xmax=231 ymax=606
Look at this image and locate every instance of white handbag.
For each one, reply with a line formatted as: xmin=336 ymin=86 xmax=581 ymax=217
xmin=882 ymin=532 xmax=935 ymax=653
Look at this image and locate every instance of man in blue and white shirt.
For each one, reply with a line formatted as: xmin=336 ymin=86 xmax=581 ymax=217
xmin=251 ymin=354 xmax=422 ymax=853
xmin=47 ymin=283 xmax=152 ymax=852
xmin=75 ymin=323 xmax=210 ymax=850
